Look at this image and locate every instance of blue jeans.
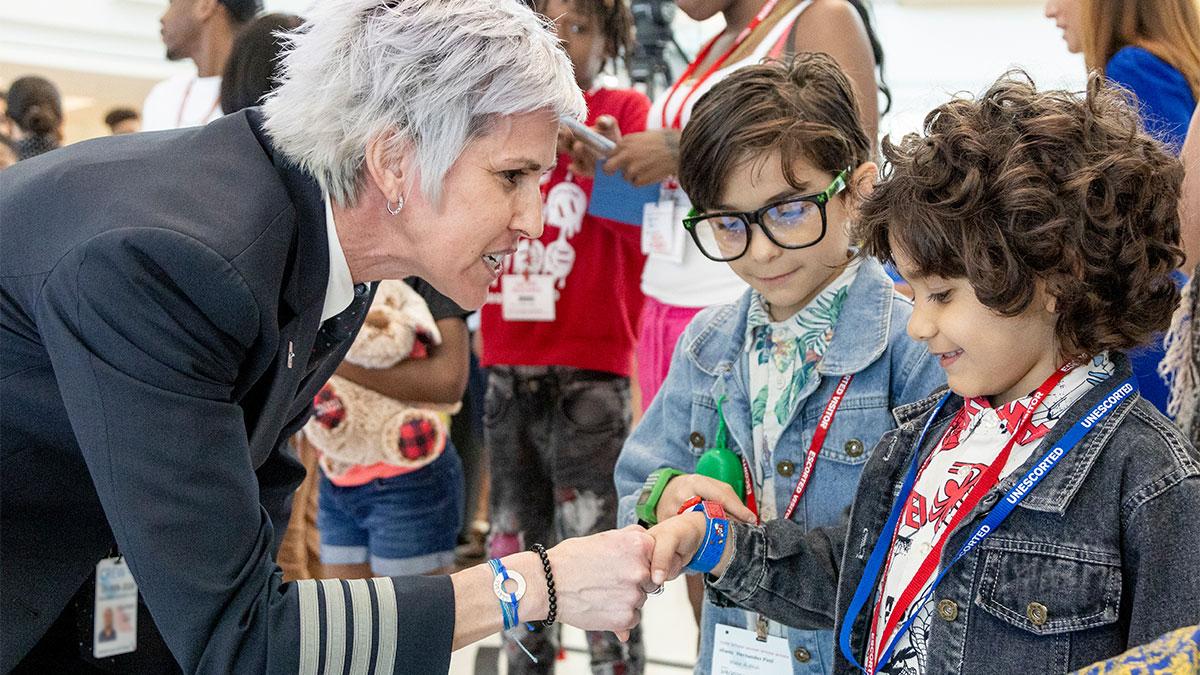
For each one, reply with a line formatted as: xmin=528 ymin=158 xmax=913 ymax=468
xmin=318 ymin=446 xmax=464 ymax=575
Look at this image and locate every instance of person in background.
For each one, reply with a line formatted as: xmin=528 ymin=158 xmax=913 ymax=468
xmin=103 ymin=108 xmax=141 ymax=135
xmin=1045 ymin=0 xmax=1199 ymax=152
xmin=1045 ymin=0 xmax=1200 ymax=415
xmin=219 ymin=12 xmax=304 ymax=114
xmin=0 ymin=89 xmax=13 ymax=139
xmin=4 ymin=76 xmax=64 ymax=161
xmin=0 ymin=136 xmax=17 ymax=170
xmin=142 ymin=0 xmax=261 ymax=131
xmin=306 ymin=278 xmax=470 ymax=579
xmin=1161 ymin=105 xmax=1200 ymax=447
xmin=480 ymin=0 xmax=651 ymax=671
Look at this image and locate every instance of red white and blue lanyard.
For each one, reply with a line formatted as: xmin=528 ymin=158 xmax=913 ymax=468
xmin=741 ymin=373 xmax=854 ymax=523
xmin=838 ymin=365 xmax=1138 ymax=674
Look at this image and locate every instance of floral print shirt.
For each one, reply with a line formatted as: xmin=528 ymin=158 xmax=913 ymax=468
xmin=743 ymin=260 xmax=859 ymax=519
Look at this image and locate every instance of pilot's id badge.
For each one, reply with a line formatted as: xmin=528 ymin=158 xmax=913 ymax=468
xmin=93 ymin=557 xmax=138 ymax=658
xmin=501 ymin=274 xmax=556 ymax=321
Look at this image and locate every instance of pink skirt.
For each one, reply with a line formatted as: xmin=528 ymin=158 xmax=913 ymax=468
xmin=635 ymin=297 xmax=705 ymax=412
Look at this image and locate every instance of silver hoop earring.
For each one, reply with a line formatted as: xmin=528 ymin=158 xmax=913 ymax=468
xmin=386 ymin=196 xmax=405 ymax=215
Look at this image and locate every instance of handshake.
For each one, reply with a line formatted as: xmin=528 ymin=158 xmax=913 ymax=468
xmin=538 ymin=473 xmax=755 ymax=640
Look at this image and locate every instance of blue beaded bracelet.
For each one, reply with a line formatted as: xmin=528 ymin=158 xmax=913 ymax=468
xmin=685 ymin=502 xmax=729 ymax=574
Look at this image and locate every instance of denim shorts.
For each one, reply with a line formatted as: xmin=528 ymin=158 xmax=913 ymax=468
xmin=318 ymin=446 xmax=464 ymax=575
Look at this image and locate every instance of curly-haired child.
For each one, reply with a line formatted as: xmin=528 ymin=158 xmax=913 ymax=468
xmin=647 ymin=71 xmax=1200 ymax=674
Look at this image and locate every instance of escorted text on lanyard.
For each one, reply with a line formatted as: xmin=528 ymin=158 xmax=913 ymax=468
xmin=742 ymin=373 xmax=853 ymax=524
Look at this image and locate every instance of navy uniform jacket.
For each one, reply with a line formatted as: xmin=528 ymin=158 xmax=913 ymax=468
xmin=0 ymin=109 xmax=455 ymax=673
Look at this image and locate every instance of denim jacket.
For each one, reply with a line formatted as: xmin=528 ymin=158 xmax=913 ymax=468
xmin=615 ymin=257 xmax=945 ymax=674
xmin=711 ymin=351 xmax=1200 ymax=674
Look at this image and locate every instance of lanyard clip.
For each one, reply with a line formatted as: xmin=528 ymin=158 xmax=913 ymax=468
xmin=756 ymin=615 xmax=769 ymax=642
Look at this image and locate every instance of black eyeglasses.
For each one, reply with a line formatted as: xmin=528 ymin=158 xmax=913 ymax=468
xmin=682 ymin=169 xmax=850 ymax=262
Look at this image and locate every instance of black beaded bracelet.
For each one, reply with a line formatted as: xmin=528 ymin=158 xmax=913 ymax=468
xmin=530 ymin=543 xmax=556 ymax=628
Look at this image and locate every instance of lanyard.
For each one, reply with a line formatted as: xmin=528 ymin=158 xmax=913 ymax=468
xmin=741 ymin=373 xmax=853 ymax=523
xmin=177 ymin=78 xmax=221 ymax=128
xmin=659 ymin=0 xmax=781 ymax=130
xmin=838 ymin=368 xmax=1138 ymax=674
xmin=866 ymin=363 xmax=1072 ymax=671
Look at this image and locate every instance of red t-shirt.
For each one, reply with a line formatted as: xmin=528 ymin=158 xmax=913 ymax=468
xmin=480 ymin=87 xmax=651 ymax=376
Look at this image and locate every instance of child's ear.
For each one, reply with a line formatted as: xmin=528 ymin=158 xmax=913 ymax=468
xmin=849 ymin=162 xmax=879 ymax=199
xmin=1036 ymin=281 xmax=1058 ymax=314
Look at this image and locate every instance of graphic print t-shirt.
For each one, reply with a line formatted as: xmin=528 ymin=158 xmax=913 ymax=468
xmin=873 ymin=354 xmax=1116 ymax=674
xmin=479 ymin=87 xmax=651 ymax=376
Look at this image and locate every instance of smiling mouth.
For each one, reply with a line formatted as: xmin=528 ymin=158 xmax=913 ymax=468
xmin=481 ymin=252 xmax=506 ymax=275
xmin=935 ymin=348 xmax=964 ymax=365
xmin=758 ymin=269 xmax=797 ymax=283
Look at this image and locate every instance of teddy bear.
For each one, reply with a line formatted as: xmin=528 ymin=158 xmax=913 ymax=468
xmin=303 ymin=280 xmax=460 ymax=480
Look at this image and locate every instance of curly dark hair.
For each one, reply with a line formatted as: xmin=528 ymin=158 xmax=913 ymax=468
xmin=857 ymin=71 xmax=1184 ymax=357
xmin=679 ymin=52 xmax=872 ymax=211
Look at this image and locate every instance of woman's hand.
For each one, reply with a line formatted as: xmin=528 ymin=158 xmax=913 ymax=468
xmin=656 ymin=472 xmax=756 ymax=524
xmin=647 ymin=512 xmax=737 ymax=586
xmin=601 ymin=128 xmax=681 ymax=187
xmin=547 ymin=525 xmax=657 ymax=641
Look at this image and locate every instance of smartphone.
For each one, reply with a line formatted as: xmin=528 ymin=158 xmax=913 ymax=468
xmin=559 ymin=115 xmax=617 ymax=156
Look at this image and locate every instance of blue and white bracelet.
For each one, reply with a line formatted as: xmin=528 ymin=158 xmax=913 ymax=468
xmin=487 ymin=558 xmax=539 ymax=663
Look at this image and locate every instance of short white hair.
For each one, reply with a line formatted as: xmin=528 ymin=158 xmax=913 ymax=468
xmin=261 ymin=0 xmax=584 ymax=205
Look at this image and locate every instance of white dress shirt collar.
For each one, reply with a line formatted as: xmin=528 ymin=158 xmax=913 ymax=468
xmin=321 ymin=195 xmax=356 ymax=322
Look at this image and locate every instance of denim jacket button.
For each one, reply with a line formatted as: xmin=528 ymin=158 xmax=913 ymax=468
xmin=844 ymin=439 xmax=865 ymax=457
xmin=1027 ymin=602 xmax=1049 ymax=626
xmin=936 ymin=598 xmax=959 ymax=622
xmin=777 ymin=460 xmax=795 ymax=477
xmin=689 ymin=432 xmax=706 ymax=449
xmin=793 ymin=647 xmax=811 ymax=663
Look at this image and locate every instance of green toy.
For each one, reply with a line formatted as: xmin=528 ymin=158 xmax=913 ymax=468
xmin=695 ymin=396 xmax=745 ymax=501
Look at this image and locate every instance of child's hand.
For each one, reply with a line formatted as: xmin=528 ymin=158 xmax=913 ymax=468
xmin=646 ymin=512 xmax=707 ymax=586
xmin=658 ymin=473 xmax=756 ymax=524
xmin=601 ymin=128 xmax=681 ymax=187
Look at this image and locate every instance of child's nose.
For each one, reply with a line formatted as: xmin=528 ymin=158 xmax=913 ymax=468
xmin=748 ymin=226 xmax=782 ymax=263
xmin=907 ymin=304 xmax=936 ymax=343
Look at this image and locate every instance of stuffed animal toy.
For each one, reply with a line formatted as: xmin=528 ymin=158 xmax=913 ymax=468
xmin=304 ymin=280 xmax=460 ymax=479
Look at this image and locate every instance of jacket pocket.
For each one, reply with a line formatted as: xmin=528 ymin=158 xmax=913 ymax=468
xmin=975 ymin=538 xmax=1122 ymax=635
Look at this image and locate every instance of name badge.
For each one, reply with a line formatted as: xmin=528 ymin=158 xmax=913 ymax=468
xmin=501 ymin=274 xmax=556 ymax=322
xmin=94 ymin=557 xmax=138 ymax=658
xmin=711 ymin=624 xmax=792 ymax=675
xmin=642 ymin=202 xmax=685 ymax=263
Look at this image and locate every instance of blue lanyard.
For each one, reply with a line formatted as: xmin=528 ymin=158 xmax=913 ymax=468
xmin=838 ymin=375 xmax=1138 ymax=673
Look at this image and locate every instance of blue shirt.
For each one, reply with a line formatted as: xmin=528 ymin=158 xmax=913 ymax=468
xmin=1106 ymin=45 xmax=1197 ymax=153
